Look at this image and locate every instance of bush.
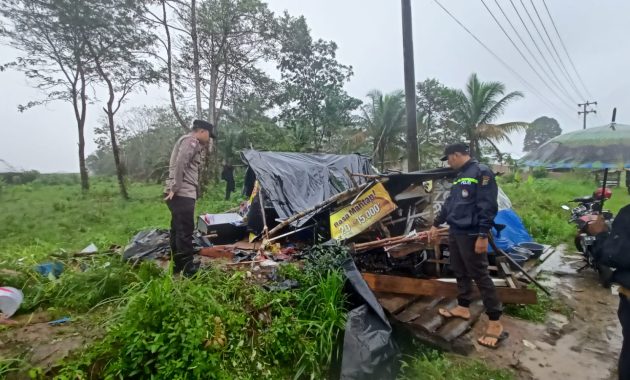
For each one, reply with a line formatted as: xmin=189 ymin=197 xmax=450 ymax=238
xmin=532 ymin=167 xmax=549 ymax=179
xmin=57 ymin=246 xmax=348 ymax=379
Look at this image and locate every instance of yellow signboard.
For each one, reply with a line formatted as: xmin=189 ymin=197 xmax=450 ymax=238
xmin=330 ymin=182 xmax=397 ymax=240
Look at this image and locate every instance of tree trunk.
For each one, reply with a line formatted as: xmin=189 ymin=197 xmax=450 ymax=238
xmin=89 ymin=44 xmax=129 ymax=200
xmin=107 ymin=108 xmax=129 ymax=199
xmin=191 ymin=0 xmax=202 ymax=118
xmin=74 ymin=62 xmax=89 ymax=192
xmin=208 ymin=67 xmax=218 ymax=123
xmin=162 ymin=0 xmax=188 ymax=131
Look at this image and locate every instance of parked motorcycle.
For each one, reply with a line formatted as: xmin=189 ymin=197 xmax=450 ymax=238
xmin=561 ymin=188 xmax=614 ymax=287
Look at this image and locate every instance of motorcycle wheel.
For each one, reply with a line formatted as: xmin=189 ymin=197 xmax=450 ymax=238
xmin=574 ymin=235 xmax=583 ymax=254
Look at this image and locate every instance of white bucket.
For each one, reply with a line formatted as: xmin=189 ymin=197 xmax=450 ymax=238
xmin=0 ymin=287 xmax=24 ymax=318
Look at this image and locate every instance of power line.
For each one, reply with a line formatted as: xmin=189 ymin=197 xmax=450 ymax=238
xmin=431 ymin=0 xmax=575 ymax=120
xmin=522 ymin=0 xmax=584 ymax=100
xmin=491 ymin=0 xmax=577 ymax=105
xmin=508 ymin=0 xmax=576 ymax=105
xmin=480 ymin=0 xmax=575 ymax=111
xmin=541 ymin=0 xmax=592 ymax=98
xmin=529 ymin=0 xmax=585 ymax=100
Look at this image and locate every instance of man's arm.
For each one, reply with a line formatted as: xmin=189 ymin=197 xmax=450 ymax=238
xmin=475 ymin=166 xmax=498 ymax=235
xmin=170 ymin=137 xmax=197 ymax=194
xmin=433 ymin=193 xmax=451 ymax=227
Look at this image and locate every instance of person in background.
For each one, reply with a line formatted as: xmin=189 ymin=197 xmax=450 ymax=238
xmin=429 ymin=142 xmax=507 ymax=349
xmin=589 ymin=203 xmax=630 ymax=380
xmin=221 ymin=162 xmax=235 ymax=201
xmin=164 ymin=119 xmax=215 ymax=276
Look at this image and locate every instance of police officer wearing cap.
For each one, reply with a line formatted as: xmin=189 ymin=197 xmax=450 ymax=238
xmin=429 ymin=142 xmax=506 ymax=349
xmin=164 ymin=119 xmax=216 ymax=276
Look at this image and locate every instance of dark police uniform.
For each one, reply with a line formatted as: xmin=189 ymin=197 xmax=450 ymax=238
xmin=433 ymin=159 xmax=502 ymax=320
xmin=593 ymin=204 xmax=630 ymax=380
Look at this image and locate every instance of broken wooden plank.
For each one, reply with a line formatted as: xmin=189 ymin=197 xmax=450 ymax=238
xmin=438 ymin=301 xmax=484 ymax=342
xmin=375 ymin=293 xmax=417 ymax=314
xmin=396 ymin=296 xmax=443 ymax=323
xmin=387 ymin=242 xmax=424 ymax=259
xmin=412 ymin=298 xmax=457 ymax=333
xmin=362 ymin=273 xmax=537 ymax=304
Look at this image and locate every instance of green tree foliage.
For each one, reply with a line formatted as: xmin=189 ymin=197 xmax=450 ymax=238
xmin=355 ymin=90 xmax=406 ymax=171
xmin=450 ymin=73 xmax=528 ymax=158
xmin=277 ymin=14 xmax=360 ymax=153
xmin=523 ymin=116 xmax=562 ymax=152
xmin=0 ymin=0 xmax=96 ymax=191
xmin=416 ymin=78 xmax=460 ymax=168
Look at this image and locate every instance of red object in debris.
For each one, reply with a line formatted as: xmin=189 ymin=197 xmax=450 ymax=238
xmin=199 ymin=246 xmax=235 ymax=260
xmin=593 ymin=187 xmax=613 ymax=200
xmin=280 ymin=247 xmax=297 ymax=256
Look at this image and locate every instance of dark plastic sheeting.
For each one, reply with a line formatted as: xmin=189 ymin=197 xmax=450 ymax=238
xmin=341 ymin=259 xmax=399 ymax=379
xmin=122 ymin=229 xmax=171 ymax=262
xmin=241 ymin=150 xmax=373 ymax=227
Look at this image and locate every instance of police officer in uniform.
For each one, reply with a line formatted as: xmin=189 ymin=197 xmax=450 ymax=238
xmin=429 ymin=142 xmax=507 ymax=348
xmin=589 ymin=204 xmax=630 ymax=380
xmin=164 ymin=119 xmax=215 ymax=275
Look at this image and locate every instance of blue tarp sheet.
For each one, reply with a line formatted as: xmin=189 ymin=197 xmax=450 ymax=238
xmin=489 ymin=209 xmax=532 ymax=252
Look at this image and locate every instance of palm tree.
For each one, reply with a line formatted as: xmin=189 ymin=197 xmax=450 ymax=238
xmin=355 ymin=90 xmax=406 ymax=171
xmin=451 ymin=73 xmax=528 ymax=158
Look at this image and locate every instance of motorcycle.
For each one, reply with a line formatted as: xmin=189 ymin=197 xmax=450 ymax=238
xmin=561 ymin=188 xmax=614 ymax=287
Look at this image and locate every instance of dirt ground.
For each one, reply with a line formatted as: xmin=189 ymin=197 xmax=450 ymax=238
xmin=0 ymin=311 xmax=103 ymax=377
xmin=466 ymin=246 xmax=623 ymax=380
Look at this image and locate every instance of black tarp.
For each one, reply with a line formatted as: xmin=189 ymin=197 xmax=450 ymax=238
xmin=341 ymin=259 xmax=399 ymax=379
xmin=241 ymin=150 xmax=374 ymax=227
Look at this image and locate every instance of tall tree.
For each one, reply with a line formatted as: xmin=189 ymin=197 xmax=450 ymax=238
xmin=416 ymin=78 xmax=459 ymax=167
xmin=356 ymin=90 xmax=406 ymax=171
xmin=0 ymin=0 xmax=94 ymax=191
xmin=82 ymin=0 xmax=157 ymax=199
xmin=451 ymin=73 xmax=528 ymax=158
xmin=523 ymin=116 xmax=562 ymax=151
xmin=143 ymin=0 xmax=191 ymax=131
xmin=277 ymin=14 xmax=360 ymax=152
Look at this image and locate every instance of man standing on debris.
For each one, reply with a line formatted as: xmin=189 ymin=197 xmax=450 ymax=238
xmin=589 ymin=204 xmax=630 ymax=380
xmin=429 ymin=142 xmax=507 ymax=349
xmin=164 ymin=119 xmax=215 ymax=275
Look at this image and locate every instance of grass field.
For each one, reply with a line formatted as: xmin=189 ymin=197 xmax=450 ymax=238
xmin=2 ymin=173 xmax=627 ymax=378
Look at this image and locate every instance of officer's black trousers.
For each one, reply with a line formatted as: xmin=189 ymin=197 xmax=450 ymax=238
xmin=619 ymin=293 xmax=630 ymax=380
xmin=166 ymin=195 xmax=195 ymax=272
xmin=448 ymin=234 xmax=503 ymax=320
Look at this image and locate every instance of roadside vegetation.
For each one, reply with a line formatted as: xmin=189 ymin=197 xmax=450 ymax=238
xmin=3 ymin=173 xmax=626 ymax=378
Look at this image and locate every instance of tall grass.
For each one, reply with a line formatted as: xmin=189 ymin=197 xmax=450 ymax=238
xmin=501 ymin=173 xmax=630 ymax=245
xmin=56 ymin=262 xmax=347 ymax=379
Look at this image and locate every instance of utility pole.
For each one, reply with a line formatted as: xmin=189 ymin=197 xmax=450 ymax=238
xmin=578 ymin=101 xmax=597 ymax=129
xmin=401 ymin=0 xmax=419 ymax=172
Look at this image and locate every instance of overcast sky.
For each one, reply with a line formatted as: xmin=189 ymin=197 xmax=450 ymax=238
xmin=1 ymin=0 xmax=628 ymax=172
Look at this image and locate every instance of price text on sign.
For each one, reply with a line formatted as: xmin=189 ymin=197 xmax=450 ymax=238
xmin=329 ymin=182 xmax=397 ymax=240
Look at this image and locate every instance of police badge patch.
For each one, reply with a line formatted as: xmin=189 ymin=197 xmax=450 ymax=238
xmin=482 ymin=175 xmax=490 ymax=186
xmin=462 ymin=189 xmax=469 ymax=198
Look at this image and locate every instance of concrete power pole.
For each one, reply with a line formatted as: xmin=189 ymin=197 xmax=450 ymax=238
xmin=401 ymin=0 xmax=419 ymax=172
xmin=578 ymin=101 xmax=597 ymax=129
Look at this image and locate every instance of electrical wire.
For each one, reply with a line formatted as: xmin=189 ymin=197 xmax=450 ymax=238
xmin=493 ymin=0 xmax=576 ymax=104
xmin=541 ymin=0 xmax=592 ymax=98
xmin=431 ymin=0 xmax=575 ymax=120
xmin=482 ymin=0 xmax=576 ymax=109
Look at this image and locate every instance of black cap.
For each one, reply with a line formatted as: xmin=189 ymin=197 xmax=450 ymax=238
xmin=192 ymin=119 xmax=217 ymax=138
xmin=440 ymin=142 xmax=470 ymax=161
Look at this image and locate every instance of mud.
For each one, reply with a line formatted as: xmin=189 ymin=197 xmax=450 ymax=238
xmin=0 ymin=311 xmax=103 ymax=375
xmin=468 ymin=246 xmax=623 ymax=380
